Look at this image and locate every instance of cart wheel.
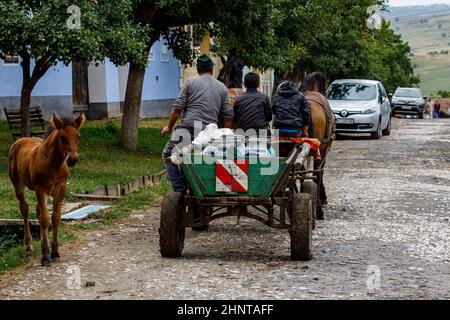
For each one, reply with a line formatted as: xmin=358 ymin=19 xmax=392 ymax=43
xmin=159 ymin=192 xmax=186 ymax=258
xmin=302 ymin=181 xmax=324 ymax=220
xmin=289 ymin=193 xmax=313 ymax=261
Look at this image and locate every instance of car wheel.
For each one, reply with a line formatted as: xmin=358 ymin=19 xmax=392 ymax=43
xmin=371 ymin=119 xmax=382 ymax=139
xmin=382 ymin=117 xmax=391 ymax=136
xmin=418 ymin=112 xmax=424 ymax=119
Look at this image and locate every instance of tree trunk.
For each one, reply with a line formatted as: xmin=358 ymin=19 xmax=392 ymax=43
xmin=72 ymin=58 xmax=89 ymax=115
xmin=20 ymin=84 xmax=32 ymax=137
xmin=119 ymin=63 xmax=147 ymax=151
xmin=19 ymin=52 xmax=53 ymax=137
xmin=20 ymin=52 xmax=32 ymax=137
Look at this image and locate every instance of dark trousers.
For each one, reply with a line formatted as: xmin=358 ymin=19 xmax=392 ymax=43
xmin=162 ymin=127 xmax=195 ymax=193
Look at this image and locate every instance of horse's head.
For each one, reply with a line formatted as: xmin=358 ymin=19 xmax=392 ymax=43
xmin=218 ymin=56 xmax=244 ymax=89
xmin=300 ymin=72 xmax=328 ymax=96
xmin=51 ymin=113 xmax=85 ymax=167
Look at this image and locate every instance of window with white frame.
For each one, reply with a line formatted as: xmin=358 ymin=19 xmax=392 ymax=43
xmin=2 ymin=53 xmax=19 ymax=65
xmin=161 ymin=44 xmax=169 ymax=62
xmin=148 ymin=47 xmax=155 ymax=61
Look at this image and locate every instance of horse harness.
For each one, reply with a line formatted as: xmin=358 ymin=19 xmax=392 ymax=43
xmin=306 ymin=92 xmax=336 ymax=145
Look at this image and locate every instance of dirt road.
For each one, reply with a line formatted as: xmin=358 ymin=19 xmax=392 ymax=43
xmin=0 ymin=118 xmax=449 ymax=300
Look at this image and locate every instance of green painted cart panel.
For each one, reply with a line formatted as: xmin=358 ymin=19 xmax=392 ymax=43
xmin=182 ymin=155 xmax=287 ymax=199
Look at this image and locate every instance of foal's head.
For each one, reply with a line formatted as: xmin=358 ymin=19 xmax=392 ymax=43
xmin=50 ymin=113 xmax=84 ymax=167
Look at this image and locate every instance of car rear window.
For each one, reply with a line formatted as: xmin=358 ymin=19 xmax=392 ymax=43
xmin=327 ymin=83 xmax=377 ymax=101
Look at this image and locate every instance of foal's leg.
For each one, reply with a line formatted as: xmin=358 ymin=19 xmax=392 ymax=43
xmin=15 ymin=188 xmax=33 ymax=255
xmin=36 ymin=189 xmax=51 ymax=266
xmin=51 ymin=185 xmax=66 ymax=261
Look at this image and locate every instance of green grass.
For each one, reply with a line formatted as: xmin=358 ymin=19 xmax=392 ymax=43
xmin=0 ymin=118 xmax=169 ymax=220
xmin=389 ymin=11 xmax=450 ymax=95
xmin=411 ymin=54 xmax=450 ymax=96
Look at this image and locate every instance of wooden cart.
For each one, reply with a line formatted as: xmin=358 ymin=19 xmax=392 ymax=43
xmin=159 ymin=141 xmax=321 ymax=261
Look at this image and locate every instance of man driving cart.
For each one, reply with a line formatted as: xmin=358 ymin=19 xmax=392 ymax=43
xmin=162 ymin=54 xmax=234 ymax=193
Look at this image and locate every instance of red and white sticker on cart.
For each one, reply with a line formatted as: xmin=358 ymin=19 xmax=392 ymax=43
xmin=215 ymin=160 xmax=249 ymax=193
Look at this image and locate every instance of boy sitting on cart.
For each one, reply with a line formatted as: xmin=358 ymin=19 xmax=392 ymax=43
xmin=271 ymin=80 xmax=311 ymax=138
xmin=271 ymin=81 xmax=311 ymax=156
xmin=234 ymin=72 xmax=272 ymax=136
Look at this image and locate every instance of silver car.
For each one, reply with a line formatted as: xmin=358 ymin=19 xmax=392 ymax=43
xmin=327 ymin=79 xmax=392 ymax=139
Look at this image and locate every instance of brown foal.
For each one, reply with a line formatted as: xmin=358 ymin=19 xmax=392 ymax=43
xmin=8 ymin=113 xmax=84 ymax=266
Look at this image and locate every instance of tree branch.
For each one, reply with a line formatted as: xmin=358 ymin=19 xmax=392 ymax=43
xmin=30 ymin=53 xmax=56 ymax=88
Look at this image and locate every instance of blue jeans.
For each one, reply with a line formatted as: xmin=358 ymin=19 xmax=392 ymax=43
xmin=433 ymin=111 xmax=440 ymax=119
xmin=162 ymin=127 xmax=195 ymax=193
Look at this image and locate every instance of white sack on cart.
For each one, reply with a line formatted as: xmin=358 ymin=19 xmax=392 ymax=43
xmin=192 ymin=124 xmax=234 ymax=147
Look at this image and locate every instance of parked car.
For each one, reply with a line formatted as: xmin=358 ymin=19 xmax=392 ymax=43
xmin=327 ymin=79 xmax=392 ymax=139
xmin=390 ymin=87 xmax=426 ymax=119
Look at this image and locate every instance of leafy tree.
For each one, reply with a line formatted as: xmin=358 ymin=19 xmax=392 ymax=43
xmin=0 ymin=0 xmax=145 ymax=137
xmin=118 ymin=0 xmax=221 ymax=150
xmin=118 ymin=0 xmax=287 ymax=150
xmin=364 ymin=19 xmax=419 ymax=93
xmin=259 ymin=0 xmax=419 ymax=93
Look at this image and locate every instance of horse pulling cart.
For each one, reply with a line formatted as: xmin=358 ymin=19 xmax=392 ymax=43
xmin=159 ymin=139 xmax=322 ymax=261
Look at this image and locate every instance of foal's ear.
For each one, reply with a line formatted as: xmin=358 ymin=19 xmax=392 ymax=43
xmin=75 ymin=113 xmax=85 ymax=129
xmin=52 ymin=113 xmax=64 ymax=130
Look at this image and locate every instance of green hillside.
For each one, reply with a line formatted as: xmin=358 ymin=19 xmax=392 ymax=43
xmin=388 ymin=6 xmax=450 ymax=96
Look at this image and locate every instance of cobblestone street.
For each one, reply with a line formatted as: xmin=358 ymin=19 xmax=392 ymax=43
xmin=0 ymin=118 xmax=449 ymax=300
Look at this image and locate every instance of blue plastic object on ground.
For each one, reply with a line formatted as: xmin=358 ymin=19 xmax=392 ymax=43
xmin=61 ymin=204 xmax=110 ymax=220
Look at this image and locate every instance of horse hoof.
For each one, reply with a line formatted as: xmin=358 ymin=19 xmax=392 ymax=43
xmin=41 ymin=258 xmax=51 ymax=267
xmin=25 ymin=249 xmax=34 ymax=257
xmin=51 ymin=252 xmax=60 ymax=262
xmin=51 ymin=251 xmax=60 ymax=258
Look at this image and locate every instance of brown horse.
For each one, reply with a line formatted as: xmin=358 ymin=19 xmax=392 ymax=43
xmin=8 ymin=113 xmax=84 ymax=266
xmin=299 ymin=72 xmax=336 ymax=219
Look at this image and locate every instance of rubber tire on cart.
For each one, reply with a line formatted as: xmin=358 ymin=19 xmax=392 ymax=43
xmin=302 ymin=180 xmax=324 ymax=220
xmin=382 ymin=117 xmax=391 ymax=136
xmin=159 ymin=192 xmax=186 ymax=258
xmin=290 ymin=193 xmax=313 ymax=261
xmin=371 ymin=119 xmax=382 ymax=140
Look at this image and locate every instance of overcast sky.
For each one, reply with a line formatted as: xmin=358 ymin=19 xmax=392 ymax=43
xmin=388 ymin=0 xmax=450 ymax=6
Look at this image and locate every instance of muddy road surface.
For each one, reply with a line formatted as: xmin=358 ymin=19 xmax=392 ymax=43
xmin=0 ymin=118 xmax=449 ymax=300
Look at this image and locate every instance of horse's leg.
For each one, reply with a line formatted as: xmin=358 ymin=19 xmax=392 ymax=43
xmin=15 ymin=188 xmax=33 ymax=255
xmin=51 ymin=185 xmax=66 ymax=261
xmin=315 ymin=159 xmax=328 ymax=205
xmin=36 ymin=189 xmax=51 ymax=266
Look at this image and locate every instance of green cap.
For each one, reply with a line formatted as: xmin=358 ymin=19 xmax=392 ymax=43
xmin=196 ymin=54 xmax=214 ymax=71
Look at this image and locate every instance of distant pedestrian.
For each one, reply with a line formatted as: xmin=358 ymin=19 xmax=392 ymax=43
xmin=424 ymin=98 xmax=433 ymax=118
xmin=433 ymin=101 xmax=441 ymax=118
